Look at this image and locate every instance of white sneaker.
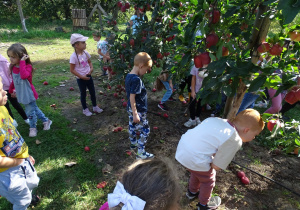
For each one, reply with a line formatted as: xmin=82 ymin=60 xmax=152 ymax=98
xmin=195 ymin=117 xmax=201 ymax=125
xmin=184 ymin=119 xmax=196 ymax=128
xmin=83 ymin=108 xmax=93 ymax=116
xmin=136 ymin=151 xmax=154 ymax=160
xmin=93 ymin=106 xmax=103 ymax=113
xmin=43 ymin=120 xmax=52 ymax=130
xmin=29 ymin=128 xmax=37 ymax=137
xmin=24 ymin=119 xmax=30 ymax=125
xmin=206 ymin=104 xmax=212 ymax=110
xmin=207 ymin=196 xmax=221 ymax=209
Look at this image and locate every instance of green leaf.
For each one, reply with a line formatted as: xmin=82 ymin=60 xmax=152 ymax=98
xmin=180 ymin=52 xmax=191 ymax=67
xmin=190 ymin=0 xmax=198 ymax=6
xmin=263 ymin=0 xmax=278 ymax=5
xmin=248 ymin=75 xmax=267 ymax=92
xmin=295 ymin=139 xmax=300 ymax=146
xmin=278 ymin=0 xmax=300 ymax=24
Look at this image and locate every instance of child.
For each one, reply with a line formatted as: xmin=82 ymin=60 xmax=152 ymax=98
xmin=7 ymin=44 xmax=52 ymax=137
xmin=176 ymin=109 xmax=264 ymax=210
xmin=125 ymin=52 xmax=154 ymax=159
xmin=0 ymin=76 xmax=40 ymax=209
xmin=0 ymin=54 xmax=29 ymax=124
xmin=99 ymin=158 xmax=181 ymax=210
xmin=157 ymin=69 xmax=175 ymax=111
xmin=70 ymin=33 xmax=103 ymax=116
xmin=92 ymin=32 xmax=110 ymax=76
xmin=184 ymin=65 xmax=208 ymax=127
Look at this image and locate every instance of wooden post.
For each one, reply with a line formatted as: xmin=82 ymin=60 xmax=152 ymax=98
xmin=16 ymin=0 xmax=28 ymax=33
xmin=98 ymin=8 xmax=103 ymax=30
xmin=72 ymin=9 xmax=87 ymax=30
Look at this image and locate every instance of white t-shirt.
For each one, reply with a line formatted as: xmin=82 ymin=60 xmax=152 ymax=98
xmin=175 ymin=117 xmax=242 ymax=171
xmin=69 ymin=51 xmax=91 ymax=77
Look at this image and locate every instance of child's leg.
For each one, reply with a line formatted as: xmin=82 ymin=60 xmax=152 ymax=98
xmin=189 ymin=97 xmax=197 ymax=120
xmin=188 ymin=169 xmax=216 ymax=205
xmin=195 ymin=98 xmax=203 ymax=118
xmin=128 ymin=111 xmax=138 ymax=147
xmin=86 ymin=77 xmax=97 ymax=107
xmin=161 ymin=80 xmax=172 ymax=103
xmin=0 ymin=159 xmax=39 ymax=209
xmin=237 ymin=92 xmax=259 ymax=114
xmin=7 ymin=91 xmax=28 ymax=120
xmin=24 ymin=101 xmax=38 ymax=128
xmin=264 ymin=88 xmax=283 ymax=114
xmin=138 ymin=112 xmax=150 ymax=153
xmin=31 ymin=102 xmax=49 ymax=123
xmin=76 ymin=78 xmax=88 ymax=109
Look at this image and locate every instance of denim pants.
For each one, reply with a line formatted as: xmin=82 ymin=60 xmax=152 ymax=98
xmin=0 ymin=159 xmax=40 ymax=210
xmin=237 ymin=92 xmax=259 ymax=114
xmin=128 ymin=111 xmax=150 ymax=153
xmin=24 ymin=101 xmax=48 ymax=128
xmin=76 ymin=76 xmax=97 ymax=110
xmin=161 ymin=80 xmax=172 ymax=103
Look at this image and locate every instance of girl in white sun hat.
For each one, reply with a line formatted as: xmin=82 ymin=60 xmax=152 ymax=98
xmin=69 ymin=33 xmax=103 ymax=116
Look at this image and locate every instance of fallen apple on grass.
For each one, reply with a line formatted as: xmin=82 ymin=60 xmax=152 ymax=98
xmin=152 ymin=88 xmax=157 ymax=92
xmin=126 ymin=151 xmax=132 ymax=156
xmin=241 ymin=176 xmax=250 ymax=185
xmin=117 ymin=127 xmax=123 ymax=131
xmin=122 ymin=101 xmax=127 ymax=107
xmin=237 ymin=171 xmax=246 ymax=178
xmin=43 ymin=81 xmax=48 ymax=85
xmin=113 ymin=129 xmax=118 ymax=133
xmin=163 ymin=113 xmax=169 ymax=118
xmin=97 ymin=181 xmax=107 ymax=189
xmin=69 ymin=87 xmax=74 ymax=91
xmin=153 ymin=127 xmax=158 ymax=130
xmin=84 ymin=146 xmax=90 ymax=152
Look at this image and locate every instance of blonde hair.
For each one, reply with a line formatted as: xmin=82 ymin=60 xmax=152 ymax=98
xmin=110 ymin=158 xmax=180 ymax=210
xmin=233 ymin=109 xmax=265 ymax=131
xmin=134 ymin=52 xmax=152 ymax=67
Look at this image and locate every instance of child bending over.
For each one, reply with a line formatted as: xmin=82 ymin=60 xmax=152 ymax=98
xmin=176 ymin=109 xmax=264 ymax=210
xmin=99 ymin=158 xmax=181 ymax=210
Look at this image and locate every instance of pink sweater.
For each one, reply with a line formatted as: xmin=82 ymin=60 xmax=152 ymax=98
xmin=9 ymin=60 xmax=38 ymax=100
xmin=0 ymin=54 xmax=12 ymax=90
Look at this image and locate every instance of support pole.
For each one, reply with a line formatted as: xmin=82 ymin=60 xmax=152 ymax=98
xmin=16 ymin=0 xmax=28 ymax=33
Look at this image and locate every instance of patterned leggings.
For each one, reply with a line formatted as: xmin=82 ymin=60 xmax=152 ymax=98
xmin=128 ymin=111 xmax=150 ymax=152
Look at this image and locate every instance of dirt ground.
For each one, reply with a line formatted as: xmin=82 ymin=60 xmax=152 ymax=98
xmin=56 ymin=74 xmax=300 ymax=210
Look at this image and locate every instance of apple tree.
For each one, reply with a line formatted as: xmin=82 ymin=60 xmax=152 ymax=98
xmin=105 ymin=0 xmax=300 ymax=120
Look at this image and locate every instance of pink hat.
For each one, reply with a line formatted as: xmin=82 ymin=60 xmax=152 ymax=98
xmin=70 ymin=33 xmax=88 ymax=45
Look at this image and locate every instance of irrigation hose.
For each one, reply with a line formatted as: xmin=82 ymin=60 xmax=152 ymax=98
xmin=148 ymin=109 xmax=300 ymax=198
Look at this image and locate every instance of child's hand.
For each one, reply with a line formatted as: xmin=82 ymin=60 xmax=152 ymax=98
xmin=21 ymin=54 xmax=29 ymax=61
xmin=29 ymin=155 xmax=35 ymax=165
xmin=11 ymin=91 xmax=17 ymax=98
xmin=133 ymin=113 xmax=140 ymax=123
xmin=81 ymin=76 xmax=91 ymax=80
xmin=191 ymin=91 xmax=196 ymax=99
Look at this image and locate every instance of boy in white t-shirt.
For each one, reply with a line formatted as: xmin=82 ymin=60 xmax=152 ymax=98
xmin=175 ymin=109 xmax=264 ymax=210
xmin=93 ymin=32 xmax=110 ymax=76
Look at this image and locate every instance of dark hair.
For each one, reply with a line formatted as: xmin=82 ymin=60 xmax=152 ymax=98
xmin=92 ymin=31 xmax=101 ymax=38
xmin=110 ymin=158 xmax=181 ymax=210
xmin=7 ymin=43 xmax=33 ymax=74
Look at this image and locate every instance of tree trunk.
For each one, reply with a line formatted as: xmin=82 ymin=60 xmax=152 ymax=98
xmin=16 ymin=0 xmax=28 ymax=33
xmin=226 ymin=4 xmax=271 ymax=120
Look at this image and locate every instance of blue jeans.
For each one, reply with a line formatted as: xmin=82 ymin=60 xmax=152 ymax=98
xmin=238 ymin=92 xmax=259 ymax=114
xmin=0 ymin=159 xmax=39 ymax=210
xmin=76 ymin=76 xmax=97 ymax=109
xmin=161 ymin=80 xmax=172 ymax=103
xmin=24 ymin=101 xmax=48 ymax=128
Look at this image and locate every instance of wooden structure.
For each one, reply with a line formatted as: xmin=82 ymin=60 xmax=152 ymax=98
xmin=87 ymin=0 xmax=108 ymax=30
xmin=72 ymin=9 xmax=87 ymax=30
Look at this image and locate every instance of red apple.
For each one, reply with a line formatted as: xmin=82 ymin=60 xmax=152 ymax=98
xmin=146 ymin=4 xmax=151 ymax=11
xmin=206 ymin=34 xmax=219 ymax=48
xmin=117 ymin=127 xmax=123 ymax=131
xmin=107 ymin=66 xmax=112 ymax=72
xmin=69 ymin=87 xmax=74 ymax=91
xmin=209 ymin=10 xmax=221 ymax=24
xmin=125 ymin=2 xmax=130 ymax=9
xmin=257 ymin=42 xmax=270 ymax=53
xmin=113 ymin=129 xmax=118 ymax=132
xmin=121 ymin=5 xmax=126 ymax=12
xmin=141 ymin=36 xmax=147 ymax=42
xmin=153 ymin=126 xmax=158 ymax=130
xmin=267 ymin=119 xmax=278 ymax=132
xmin=182 ymin=15 xmax=186 ymax=18
xmin=269 ymin=44 xmax=283 ymax=56
xmin=122 ymin=43 xmax=126 ymax=48
xmin=149 ymin=31 xmax=155 ymax=36
xmin=237 ymin=171 xmax=246 ymax=178
xmin=117 ymin=1 xmax=123 ymax=8
xmin=122 ymin=101 xmax=127 ymax=107
xmin=157 ymin=112 xmax=161 ymax=115
xmin=157 ymin=52 xmax=163 ymax=59
xmin=163 ymin=113 xmax=169 ymax=118
xmin=222 ymin=47 xmax=229 ymax=56
xmin=43 ymin=81 xmax=48 ymax=85
xmin=194 ymin=54 xmax=203 ymax=68
xmin=97 ymin=181 xmax=107 ymax=189
xmin=240 ymin=23 xmax=248 ymax=31
xmin=169 ymin=21 xmax=174 ymax=29
xmin=200 ymin=52 xmax=211 ymax=65
xmin=113 ymin=93 xmax=118 ymax=98
xmin=129 ymin=39 xmax=134 ymax=46
xmin=103 ymin=66 xmax=108 ymax=71
xmin=152 ymin=88 xmax=157 ymax=92
xmin=166 ymin=35 xmax=175 ymax=42
xmin=84 ymin=146 xmax=90 ymax=152
xmin=285 ymin=90 xmax=298 ymax=105
xmin=241 ymin=176 xmax=250 ymax=185
xmin=289 ymin=31 xmax=300 ymax=41
xmin=107 ymin=85 xmax=111 ymax=90
xmin=126 ymin=151 xmax=132 ymax=156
